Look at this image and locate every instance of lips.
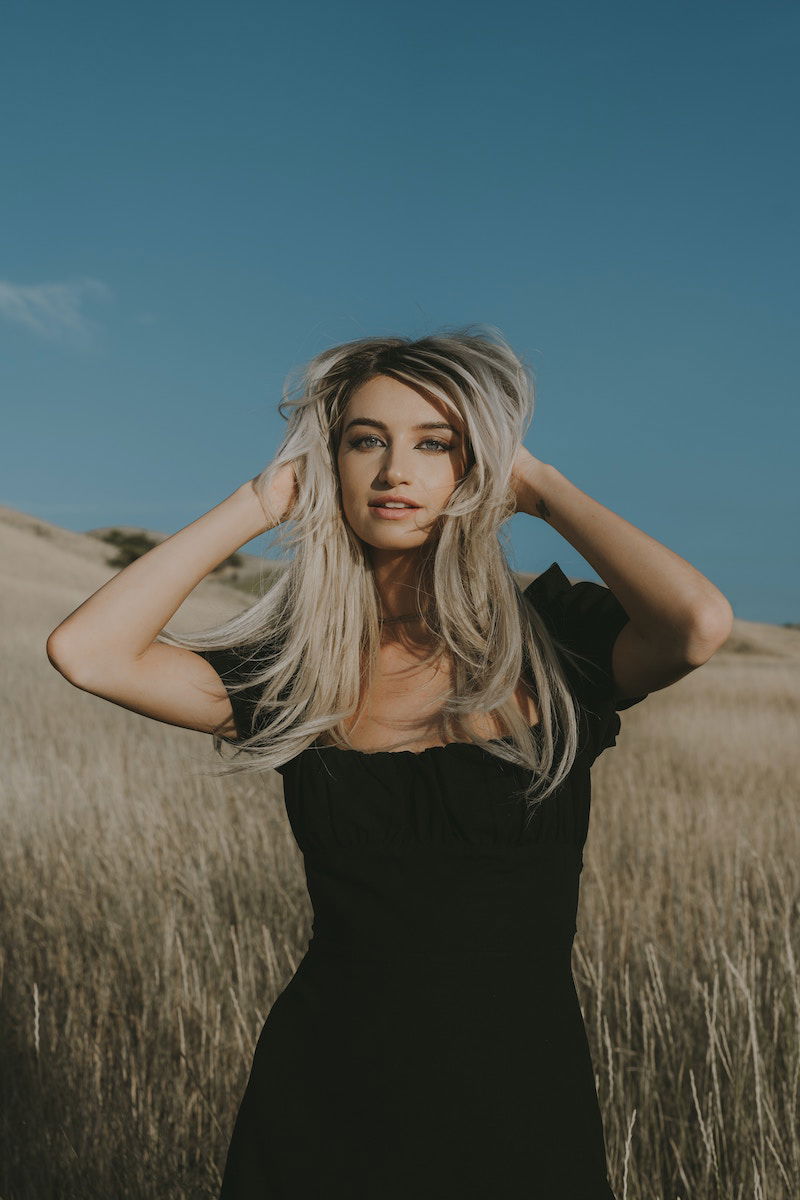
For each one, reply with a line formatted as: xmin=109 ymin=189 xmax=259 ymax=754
xmin=367 ymin=496 xmax=422 ymax=520
xmin=368 ymin=499 xmax=420 ymax=508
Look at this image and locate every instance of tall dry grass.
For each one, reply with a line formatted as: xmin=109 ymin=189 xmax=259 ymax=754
xmin=1 ymin=524 xmax=798 ymax=1198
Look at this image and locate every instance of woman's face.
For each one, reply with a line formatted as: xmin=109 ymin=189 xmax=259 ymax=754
xmin=336 ymin=374 xmax=470 ymax=552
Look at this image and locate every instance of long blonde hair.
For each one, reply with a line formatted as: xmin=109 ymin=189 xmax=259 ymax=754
xmin=161 ymin=323 xmax=582 ymax=822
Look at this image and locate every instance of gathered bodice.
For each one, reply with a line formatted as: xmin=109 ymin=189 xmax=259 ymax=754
xmin=274 ymin=720 xmax=591 ymax=962
xmin=277 ymin=721 xmax=593 ymax=853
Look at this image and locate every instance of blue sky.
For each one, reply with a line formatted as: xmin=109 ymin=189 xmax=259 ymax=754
xmin=2 ymin=0 xmax=797 ymax=623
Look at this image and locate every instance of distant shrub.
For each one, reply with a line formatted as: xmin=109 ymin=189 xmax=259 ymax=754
xmin=97 ymin=528 xmax=243 ymax=573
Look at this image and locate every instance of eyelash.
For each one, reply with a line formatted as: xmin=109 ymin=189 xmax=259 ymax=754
xmin=349 ymin=435 xmax=452 ymax=453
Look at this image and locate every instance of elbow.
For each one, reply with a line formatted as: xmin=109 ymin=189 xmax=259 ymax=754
xmin=46 ymin=631 xmax=64 ymax=670
xmin=683 ymin=599 xmax=736 ymax=667
xmin=46 ymin=631 xmax=84 ymax=682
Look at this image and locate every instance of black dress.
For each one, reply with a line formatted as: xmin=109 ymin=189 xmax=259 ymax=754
xmin=198 ymin=561 xmax=648 ymax=1199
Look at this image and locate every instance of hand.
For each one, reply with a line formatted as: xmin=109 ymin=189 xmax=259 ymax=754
xmin=250 ymin=458 xmax=300 ymax=527
xmin=511 ymin=445 xmax=550 ymax=516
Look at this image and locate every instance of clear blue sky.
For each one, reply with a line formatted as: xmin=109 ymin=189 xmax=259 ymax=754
xmin=2 ymin=0 xmax=797 ymax=623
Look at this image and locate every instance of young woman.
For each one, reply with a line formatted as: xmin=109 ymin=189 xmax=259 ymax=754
xmin=47 ymin=327 xmax=733 ymax=1198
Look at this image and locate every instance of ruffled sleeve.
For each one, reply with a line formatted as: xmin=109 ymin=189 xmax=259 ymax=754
xmin=196 ymin=645 xmax=267 ymax=746
xmin=523 ymin=561 xmax=649 ymax=757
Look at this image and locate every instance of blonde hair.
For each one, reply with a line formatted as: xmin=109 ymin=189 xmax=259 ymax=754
xmin=161 ymin=323 xmax=583 ymax=824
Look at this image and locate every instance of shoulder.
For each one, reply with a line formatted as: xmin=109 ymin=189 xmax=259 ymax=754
xmin=522 ymin=561 xmax=649 ymax=714
xmin=195 ymin=639 xmax=278 ymax=745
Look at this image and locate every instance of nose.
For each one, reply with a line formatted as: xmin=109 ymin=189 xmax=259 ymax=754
xmin=376 ymin=449 xmax=413 ymax=485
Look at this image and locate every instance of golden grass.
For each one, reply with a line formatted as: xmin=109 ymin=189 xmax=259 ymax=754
xmin=2 ymin=510 xmax=798 ymax=1198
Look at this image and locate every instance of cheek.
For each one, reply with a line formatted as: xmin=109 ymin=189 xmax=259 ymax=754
xmin=338 ymin=471 xmax=360 ymax=515
xmin=437 ymin=460 xmax=462 ymax=492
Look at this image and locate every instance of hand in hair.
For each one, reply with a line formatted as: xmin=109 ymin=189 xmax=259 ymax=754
xmin=511 ymin=445 xmax=550 ymax=517
xmin=250 ymin=458 xmax=300 ymax=527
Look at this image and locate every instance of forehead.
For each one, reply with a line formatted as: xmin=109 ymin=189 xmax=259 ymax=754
xmin=343 ymin=374 xmax=461 ymax=433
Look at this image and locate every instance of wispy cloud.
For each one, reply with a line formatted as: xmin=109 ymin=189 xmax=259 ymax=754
xmin=0 ymin=277 xmax=113 ymax=347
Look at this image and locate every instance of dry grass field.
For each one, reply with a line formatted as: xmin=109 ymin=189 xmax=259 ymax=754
xmin=1 ymin=505 xmax=798 ymax=1199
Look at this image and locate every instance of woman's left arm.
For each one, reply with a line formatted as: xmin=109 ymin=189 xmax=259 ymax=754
xmin=511 ymin=447 xmax=735 ymax=700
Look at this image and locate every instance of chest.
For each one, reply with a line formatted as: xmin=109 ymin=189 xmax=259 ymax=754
xmin=319 ymin=645 xmax=540 ymax=753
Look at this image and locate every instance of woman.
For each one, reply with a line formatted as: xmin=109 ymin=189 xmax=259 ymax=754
xmin=47 ymin=326 xmax=734 ymax=1198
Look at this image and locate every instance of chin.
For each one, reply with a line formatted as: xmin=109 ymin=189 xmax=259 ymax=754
xmin=363 ymin=531 xmax=424 ymax=547
xmin=352 ymin=522 xmax=425 ymax=547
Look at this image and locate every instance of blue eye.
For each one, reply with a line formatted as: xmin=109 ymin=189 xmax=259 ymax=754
xmin=350 ymin=435 xmax=451 ymax=453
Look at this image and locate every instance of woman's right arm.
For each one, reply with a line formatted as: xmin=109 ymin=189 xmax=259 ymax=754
xmin=45 ymin=467 xmax=296 ymax=739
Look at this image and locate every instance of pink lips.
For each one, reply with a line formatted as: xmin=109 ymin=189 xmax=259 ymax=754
xmin=369 ymin=503 xmax=420 ymax=520
xmin=368 ymin=496 xmax=419 ymax=508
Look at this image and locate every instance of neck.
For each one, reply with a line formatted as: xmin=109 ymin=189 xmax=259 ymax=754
xmin=370 ymin=548 xmax=428 ymax=624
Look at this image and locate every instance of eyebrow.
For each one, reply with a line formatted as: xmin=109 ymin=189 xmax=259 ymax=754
xmin=344 ymin=417 xmax=460 ymax=435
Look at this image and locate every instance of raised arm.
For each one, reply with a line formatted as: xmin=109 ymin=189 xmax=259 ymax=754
xmin=46 ymin=465 xmax=296 ymax=738
xmin=511 ymin=446 xmax=734 ymax=702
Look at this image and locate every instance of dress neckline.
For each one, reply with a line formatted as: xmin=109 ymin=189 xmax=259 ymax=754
xmin=308 ymin=722 xmax=543 ymax=759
